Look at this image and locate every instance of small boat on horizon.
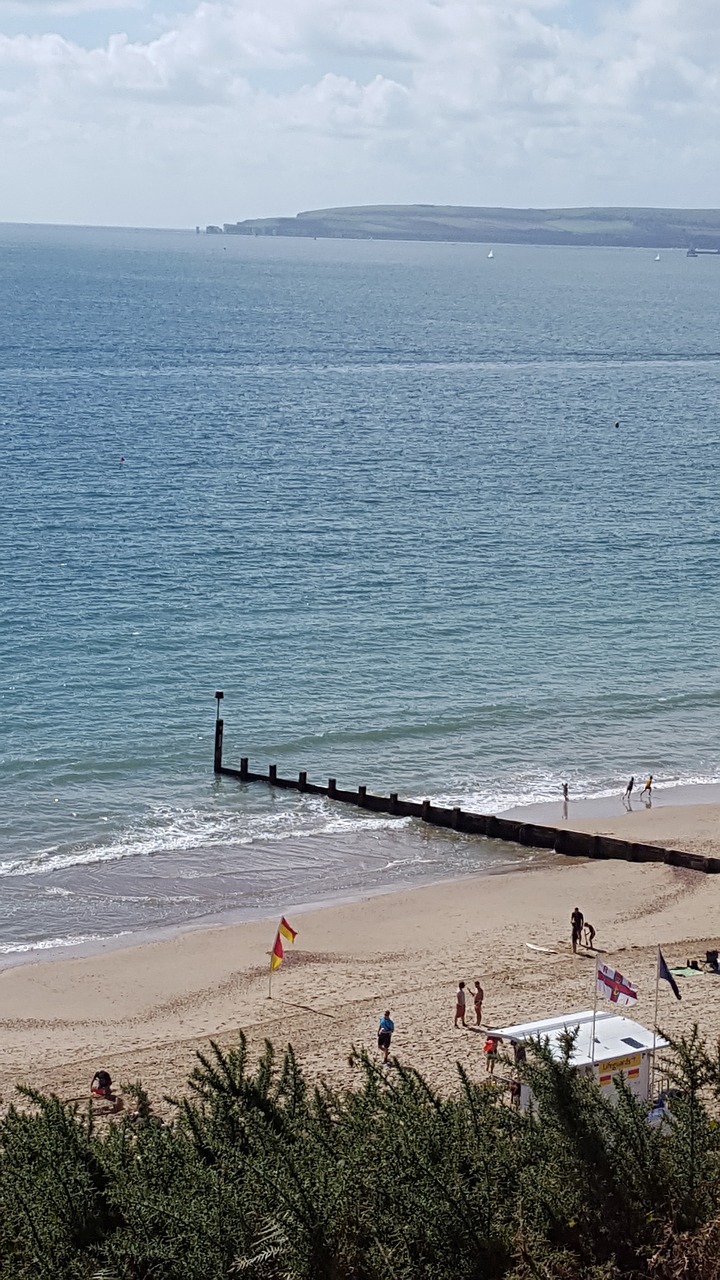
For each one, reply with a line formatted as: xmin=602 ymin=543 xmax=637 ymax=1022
xmin=654 ymin=254 xmax=661 ymax=261
xmin=487 ymin=249 xmax=494 ymax=259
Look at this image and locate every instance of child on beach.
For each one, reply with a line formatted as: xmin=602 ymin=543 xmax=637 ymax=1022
xmin=377 ymin=1011 xmax=394 ymax=1064
xmin=584 ymin=922 xmax=596 ymax=950
xmin=455 ymin=981 xmax=467 ymax=1028
xmin=484 ymin=1034 xmax=500 ymax=1074
xmin=473 ymin=980 xmax=484 ymax=1026
xmin=640 ymin=774 xmax=653 ymax=798
xmin=91 ymin=1070 xmax=115 ymax=1102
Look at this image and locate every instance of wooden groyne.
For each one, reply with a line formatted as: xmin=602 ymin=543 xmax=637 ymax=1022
xmin=212 ymin=697 xmax=720 ymax=875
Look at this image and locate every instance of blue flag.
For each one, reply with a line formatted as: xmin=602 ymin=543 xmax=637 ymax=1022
xmin=658 ymin=948 xmax=681 ymax=1000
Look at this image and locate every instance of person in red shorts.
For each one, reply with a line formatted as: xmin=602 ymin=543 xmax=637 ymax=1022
xmin=454 ymin=981 xmax=467 ymax=1028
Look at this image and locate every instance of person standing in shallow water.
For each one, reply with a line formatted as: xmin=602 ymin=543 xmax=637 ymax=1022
xmin=624 ymin=776 xmax=634 ymax=804
xmin=562 ymin=782 xmax=569 ymax=802
xmin=454 ymin=981 xmax=467 ymax=1028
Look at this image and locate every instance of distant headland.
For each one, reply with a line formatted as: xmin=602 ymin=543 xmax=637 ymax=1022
xmin=206 ymin=204 xmax=720 ymax=250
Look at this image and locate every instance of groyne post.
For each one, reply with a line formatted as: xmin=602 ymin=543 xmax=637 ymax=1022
xmin=212 ymin=705 xmax=720 ymax=876
xmin=213 ymin=691 xmax=224 ymax=774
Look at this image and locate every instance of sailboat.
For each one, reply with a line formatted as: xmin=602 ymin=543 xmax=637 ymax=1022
xmin=654 ymin=254 xmax=661 ymax=261
xmin=487 ymin=250 xmax=494 ymax=259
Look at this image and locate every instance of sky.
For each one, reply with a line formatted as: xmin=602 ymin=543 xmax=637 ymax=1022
xmin=1 ymin=0 xmax=719 ymax=227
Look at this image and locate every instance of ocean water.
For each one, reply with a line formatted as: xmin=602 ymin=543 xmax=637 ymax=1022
xmin=2 ymin=223 xmax=720 ymax=957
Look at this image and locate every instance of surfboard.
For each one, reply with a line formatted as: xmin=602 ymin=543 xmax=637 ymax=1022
xmin=526 ymin=943 xmax=556 ymax=954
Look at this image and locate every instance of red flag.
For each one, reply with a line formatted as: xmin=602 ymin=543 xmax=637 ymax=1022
xmin=270 ymin=932 xmax=284 ymax=971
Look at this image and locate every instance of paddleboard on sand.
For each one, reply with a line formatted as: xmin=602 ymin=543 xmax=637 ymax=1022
xmin=526 ymin=943 xmax=556 ymax=954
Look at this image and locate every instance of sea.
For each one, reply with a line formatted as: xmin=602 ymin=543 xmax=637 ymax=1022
xmin=2 ymin=222 xmax=719 ymax=961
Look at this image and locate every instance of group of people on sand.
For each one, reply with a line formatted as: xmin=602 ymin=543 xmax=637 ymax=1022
xmin=563 ymin=775 xmax=653 ymax=808
xmin=571 ymin=906 xmax=596 ymax=954
xmin=623 ymin=775 xmax=653 ymax=807
xmin=376 ymin=978 xmax=487 ymax=1066
xmin=454 ymin=979 xmax=484 ymax=1028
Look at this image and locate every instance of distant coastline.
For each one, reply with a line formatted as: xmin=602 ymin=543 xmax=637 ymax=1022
xmin=206 ymin=203 xmax=720 ymax=250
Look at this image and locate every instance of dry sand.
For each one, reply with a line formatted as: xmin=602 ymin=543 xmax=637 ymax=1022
xmin=2 ymin=801 xmax=720 ymax=1114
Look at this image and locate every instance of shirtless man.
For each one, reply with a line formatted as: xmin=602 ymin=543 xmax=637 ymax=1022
xmin=473 ymin=980 xmax=484 ymax=1026
xmin=571 ymin=906 xmax=584 ymax=954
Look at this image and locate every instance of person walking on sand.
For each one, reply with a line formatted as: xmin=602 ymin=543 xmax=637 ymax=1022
xmin=473 ymin=980 xmax=484 ymax=1026
xmin=624 ymin=776 xmax=634 ymax=801
xmin=640 ymin=774 xmax=653 ymax=798
xmin=571 ymin=906 xmax=584 ymax=954
xmin=377 ymin=1010 xmax=394 ymax=1064
xmin=455 ymin=981 xmax=467 ymax=1028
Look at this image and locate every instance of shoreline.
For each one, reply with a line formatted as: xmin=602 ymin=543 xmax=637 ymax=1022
xmin=3 ymin=780 xmax=720 ymax=972
xmin=0 ymin=844 xmax=549 ymax=972
xmin=502 ymin=779 xmax=720 ymax=825
xmin=2 ymin=819 xmax=720 ymax=1110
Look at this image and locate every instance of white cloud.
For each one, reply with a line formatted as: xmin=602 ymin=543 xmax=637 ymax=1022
xmin=1 ymin=0 xmax=720 ymax=224
xmin=0 ymin=0 xmax=141 ymax=14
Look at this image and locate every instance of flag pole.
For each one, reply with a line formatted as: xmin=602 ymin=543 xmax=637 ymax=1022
xmin=590 ymin=955 xmax=599 ymax=1074
xmin=651 ymin=946 xmax=660 ymax=1099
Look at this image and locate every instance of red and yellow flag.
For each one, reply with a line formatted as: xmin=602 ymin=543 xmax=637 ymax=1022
xmin=270 ymin=917 xmax=297 ymax=971
xmin=278 ymin=916 xmax=297 ymax=943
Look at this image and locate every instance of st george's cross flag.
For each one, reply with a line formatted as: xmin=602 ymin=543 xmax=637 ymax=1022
xmin=596 ymin=961 xmax=638 ymax=1006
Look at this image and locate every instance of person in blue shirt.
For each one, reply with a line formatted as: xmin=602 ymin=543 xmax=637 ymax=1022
xmin=378 ymin=1010 xmax=395 ymax=1063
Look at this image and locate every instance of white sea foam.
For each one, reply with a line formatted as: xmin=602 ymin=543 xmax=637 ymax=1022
xmin=0 ymin=797 xmax=413 ymax=879
xmin=431 ymin=769 xmax=720 ymax=816
xmin=0 ymin=931 xmax=133 ymax=954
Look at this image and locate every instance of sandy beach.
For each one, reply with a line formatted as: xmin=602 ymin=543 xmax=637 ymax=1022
xmin=1 ymin=795 xmax=720 ymax=1114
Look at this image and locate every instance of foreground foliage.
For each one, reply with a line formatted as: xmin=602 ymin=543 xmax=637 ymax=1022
xmin=2 ymin=1028 xmax=720 ymax=1278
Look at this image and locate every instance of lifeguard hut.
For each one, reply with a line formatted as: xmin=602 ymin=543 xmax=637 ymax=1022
xmin=492 ymin=1010 xmax=667 ymax=1110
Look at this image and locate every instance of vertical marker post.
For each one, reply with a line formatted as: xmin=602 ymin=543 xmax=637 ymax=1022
xmin=214 ymin=691 xmax=224 ymax=773
xmin=651 ymin=947 xmax=660 ymax=1100
xmin=590 ymin=956 xmax=599 ymax=1076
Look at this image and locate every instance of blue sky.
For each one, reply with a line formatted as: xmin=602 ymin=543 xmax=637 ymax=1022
xmin=1 ymin=0 xmax=718 ymax=226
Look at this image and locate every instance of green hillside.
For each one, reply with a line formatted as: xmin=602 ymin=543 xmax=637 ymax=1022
xmin=219 ymin=204 xmax=720 ymax=248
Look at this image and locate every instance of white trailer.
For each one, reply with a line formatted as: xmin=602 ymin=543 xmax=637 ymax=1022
xmin=492 ymin=1009 xmax=668 ymax=1110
